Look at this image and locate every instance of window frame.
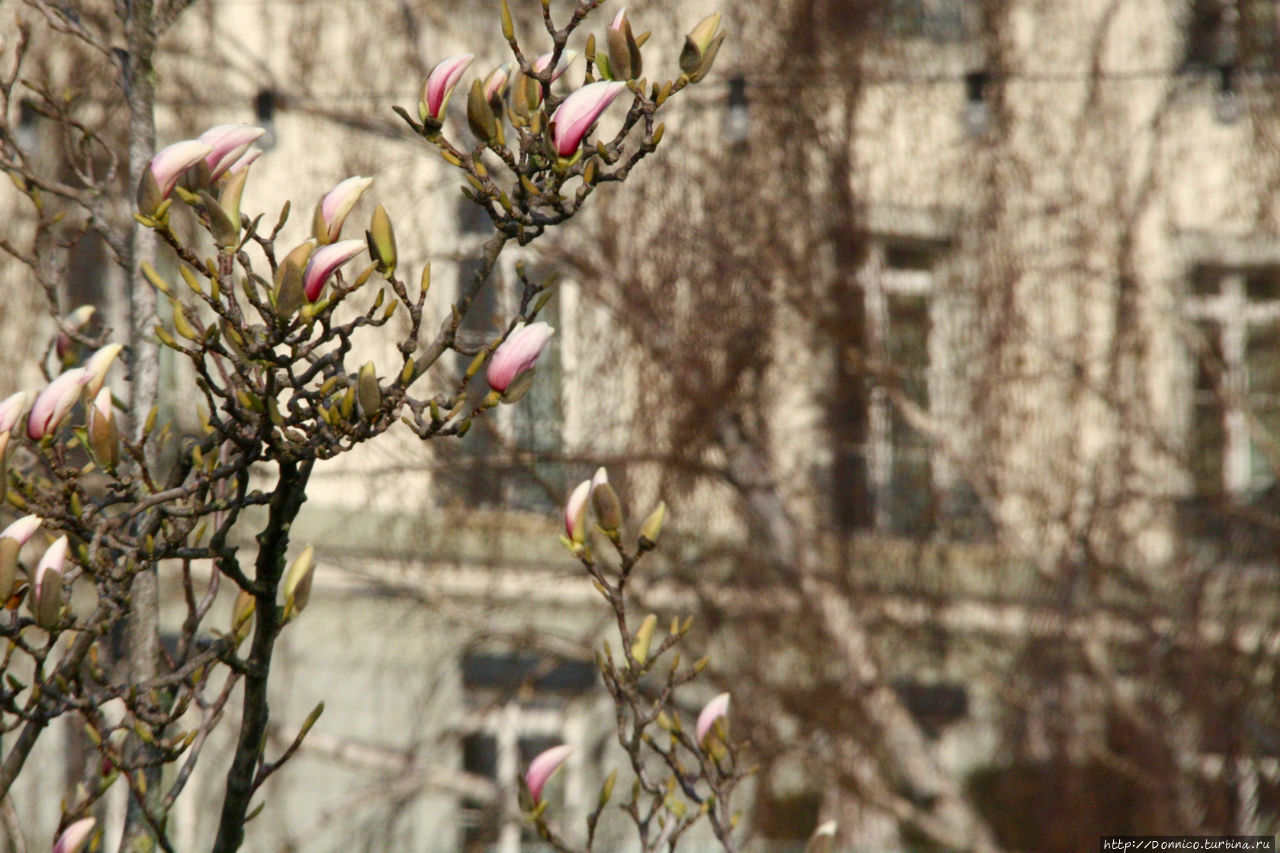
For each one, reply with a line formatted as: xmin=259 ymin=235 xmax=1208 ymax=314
xmin=1182 ymin=0 xmax=1280 ymax=72
xmin=455 ymin=652 xmax=591 ymax=852
xmin=858 ymin=228 xmax=963 ymax=533
xmin=1184 ymin=263 xmax=1280 ymax=496
xmin=443 ymin=200 xmax=567 ymax=512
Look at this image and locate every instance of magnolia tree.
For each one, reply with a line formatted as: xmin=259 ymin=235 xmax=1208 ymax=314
xmin=0 ymin=2 xmax=748 ymax=851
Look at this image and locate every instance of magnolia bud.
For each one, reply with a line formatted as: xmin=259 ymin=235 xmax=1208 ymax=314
xmin=140 ymin=140 xmax=212 ymax=214
xmin=696 ymin=692 xmax=730 ymax=750
xmin=201 ymin=189 xmax=240 ymax=250
xmin=510 ymin=70 xmax=533 ymax=119
xmin=565 ymin=480 xmax=592 ymax=544
xmin=83 ymin=343 xmax=123 ymax=399
xmin=219 ymin=167 xmax=250 ymax=241
xmin=0 ymin=538 xmax=19 ymax=603
xmin=231 ymin=590 xmax=255 ymax=646
xmin=316 ymin=176 xmax=373 ymax=245
xmin=367 ymin=204 xmax=397 ymax=277
xmin=283 ymin=545 xmax=315 ymax=617
xmin=524 ymin=744 xmax=573 ymax=806
xmin=86 ymin=388 xmax=119 ymax=471
xmin=680 ymin=13 xmax=723 ymax=74
xmin=52 ymin=817 xmax=96 ymax=853
xmin=273 ymin=242 xmax=315 ymax=318
xmin=639 ymin=501 xmax=666 ymax=550
xmin=598 ymin=769 xmax=617 ymax=807
xmin=500 ymin=368 xmax=537 ymax=404
xmin=689 ymin=31 xmax=725 ymax=83
xmin=483 ymin=63 xmax=512 ymax=109
xmin=421 ymin=54 xmax=474 ymax=127
xmin=606 ymin=9 xmax=643 ymax=81
xmin=136 ymin=167 xmax=164 ymax=217
xmin=630 ymin=613 xmax=657 ymax=665
xmin=57 ymin=306 xmax=97 ymax=362
xmin=0 ymin=514 xmax=37 ymax=601
xmin=31 ymin=537 xmax=68 ymax=629
xmin=27 ymin=368 xmax=90 ymax=440
xmin=356 ymin=362 xmax=381 ymax=418
xmin=467 ymin=79 xmax=499 ymax=143
xmin=591 ymin=468 xmax=622 ymax=532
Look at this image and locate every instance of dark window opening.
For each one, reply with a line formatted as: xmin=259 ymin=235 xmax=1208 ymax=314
xmin=462 ymin=652 xmax=597 ymax=695
xmin=458 ymin=713 xmax=575 ymax=849
xmin=442 ymin=201 xmax=506 ymax=508
xmin=1192 ymin=318 xmax=1227 ymax=498
xmin=885 ymin=292 xmax=934 ymax=534
xmin=507 ymin=265 xmax=564 ymax=515
xmin=1184 ymin=0 xmax=1280 ymax=71
xmin=885 ymin=238 xmax=947 ymax=272
xmin=875 ymin=0 xmax=971 ymax=42
xmin=753 ymin=787 xmax=823 ymax=847
xmin=460 ymin=733 xmax=500 ymax=850
xmin=892 ymin=679 xmax=969 ymax=737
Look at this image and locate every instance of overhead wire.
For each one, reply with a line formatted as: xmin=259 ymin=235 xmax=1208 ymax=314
xmin=153 ymin=62 xmax=1245 ymax=114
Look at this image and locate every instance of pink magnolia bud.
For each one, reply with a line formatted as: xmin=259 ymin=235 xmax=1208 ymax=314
xmin=87 ymin=388 xmax=118 ymax=470
xmin=486 ymin=322 xmax=555 ymax=393
xmin=83 ymin=343 xmax=123 ymax=398
xmin=483 ymin=62 xmax=513 ymax=104
xmin=198 ymin=124 xmax=266 ymax=182
xmin=606 ymin=9 xmax=642 ymax=80
xmin=0 ymin=391 xmax=31 ymax=435
xmin=590 ymin=468 xmax=622 ymax=532
xmin=303 ymin=239 xmax=366 ymax=302
xmin=524 ymin=744 xmax=573 ymax=804
xmin=0 ymin=514 xmax=38 ymax=605
xmin=33 ymin=535 xmax=67 ymax=602
xmin=565 ymin=479 xmax=592 ymax=543
xmin=53 ymin=817 xmax=95 ymax=853
xmin=56 ymin=305 xmax=96 ymax=360
xmin=27 ymin=368 xmax=89 ymax=440
xmin=696 ymin=692 xmax=730 ymax=746
xmin=319 ymin=176 xmax=373 ymax=244
xmin=149 ymin=139 xmax=214 ymax=199
xmin=422 ymin=54 xmax=474 ymax=121
xmin=228 ymin=147 xmax=263 ymax=175
xmin=532 ymin=49 xmax=578 ymax=82
xmin=550 ymin=81 xmax=626 ymax=157
xmin=1 ymin=514 xmax=41 ymax=546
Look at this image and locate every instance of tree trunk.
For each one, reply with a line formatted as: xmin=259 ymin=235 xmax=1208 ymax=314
xmin=119 ymin=0 xmax=164 ymax=848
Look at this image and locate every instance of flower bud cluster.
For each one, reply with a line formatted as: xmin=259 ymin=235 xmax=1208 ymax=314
xmin=394 ymin=3 xmax=724 ymax=245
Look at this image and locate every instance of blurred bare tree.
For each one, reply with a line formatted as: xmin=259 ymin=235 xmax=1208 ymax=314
xmin=546 ymin=0 xmax=1280 ymax=850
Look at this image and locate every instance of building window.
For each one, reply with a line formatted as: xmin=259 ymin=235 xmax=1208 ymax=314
xmin=866 ymin=237 xmax=943 ymax=533
xmin=875 ymin=0 xmax=972 ymax=42
xmin=441 ymin=200 xmax=506 ymax=507
xmin=826 ymin=231 xmax=990 ymax=538
xmin=1184 ymin=0 xmax=1280 ymax=71
xmin=752 ymin=786 xmax=823 ymax=850
xmin=1184 ymin=263 xmax=1280 ymax=497
xmin=440 ymin=200 xmax=565 ymax=512
xmin=457 ymin=652 xmax=594 ymax=853
xmin=506 ymin=264 xmax=565 ymax=514
xmin=460 ymin=731 xmax=564 ymax=851
xmin=891 ymin=678 xmax=969 ymax=738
